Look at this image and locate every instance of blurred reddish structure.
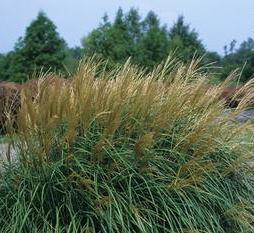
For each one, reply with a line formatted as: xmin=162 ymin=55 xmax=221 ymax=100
xmin=219 ymin=86 xmax=243 ymax=108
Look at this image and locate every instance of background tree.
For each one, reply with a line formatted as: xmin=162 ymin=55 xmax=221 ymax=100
xmin=125 ymin=7 xmax=142 ymax=58
xmin=136 ymin=11 xmax=170 ymax=69
xmin=82 ymin=8 xmax=142 ymax=68
xmin=0 ymin=53 xmax=13 ymax=81
xmin=3 ymin=8 xmax=252 ymax=84
xmin=82 ymin=14 xmax=113 ymax=64
xmin=82 ymin=9 xmax=210 ymax=71
xmin=8 ymin=11 xmax=66 ymax=82
xmin=108 ymin=8 xmax=135 ymax=63
xmin=82 ymin=8 xmax=170 ymax=70
xmin=168 ymin=16 xmax=205 ymax=63
xmin=63 ymin=46 xmax=83 ymax=74
xmin=220 ymin=38 xmax=254 ymax=82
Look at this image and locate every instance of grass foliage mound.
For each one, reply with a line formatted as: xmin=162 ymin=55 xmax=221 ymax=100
xmin=1 ymin=57 xmax=254 ymax=232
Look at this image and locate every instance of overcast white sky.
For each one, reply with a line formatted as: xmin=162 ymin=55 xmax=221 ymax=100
xmin=0 ymin=0 xmax=253 ymax=55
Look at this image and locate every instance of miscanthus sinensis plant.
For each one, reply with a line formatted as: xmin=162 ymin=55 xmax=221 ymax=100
xmin=1 ymin=57 xmax=254 ymax=232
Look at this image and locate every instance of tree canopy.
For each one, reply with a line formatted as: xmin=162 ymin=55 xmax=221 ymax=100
xmin=1 ymin=8 xmax=254 ymax=83
xmin=168 ymin=16 xmax=205 ymax=63
xmin=2 ymin=11 xmax=66 ymax=82
xmin=82 ymin=9 xmax=205 ymax=71
xmin=220 ymin=38 xmax=254 ymax=82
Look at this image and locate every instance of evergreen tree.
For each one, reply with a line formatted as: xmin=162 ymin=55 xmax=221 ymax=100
xmin=83 ymin=8 xmax=139 ymax=67
xmin=82 ymin=13 xmax=112 ymax=59
xmin=9 ymin=11 xmax=66 ymax=82
xmin=82 ymin=10 xmax=212 ymax=71
xmin=63 ymin=46 xmax=83 ymax=74
xmin=125 ymin=8 xmax=142 ymax=46
xmin=83 ymin=9 xmax=170 ymax=70
xmin=169 ymin=16 xmax=205 ymax=63
xmin=0 ymin=53 xmax=12 ymax=81
xmin=0 ymin=53 xmax=6 ymax=80
xmin=137 ymin=11 xmax=170 ymax=69
xmin=109 ymin=8 xmax=133 ymax=62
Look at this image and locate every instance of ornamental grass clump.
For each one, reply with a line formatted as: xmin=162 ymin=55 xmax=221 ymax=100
xmin=1 ymin=57 xmax=254 ymax=232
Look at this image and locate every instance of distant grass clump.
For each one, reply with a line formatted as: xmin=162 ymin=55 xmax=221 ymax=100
xmin=1 ymin=57 xmax=254 ymax=232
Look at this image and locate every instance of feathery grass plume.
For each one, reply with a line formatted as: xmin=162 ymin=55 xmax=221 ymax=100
xmin=1 ymin=56 xmax=254 ymax=232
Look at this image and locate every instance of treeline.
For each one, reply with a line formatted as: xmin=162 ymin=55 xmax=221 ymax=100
xmin=0 ymin=8 xmax=254 ymax=83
